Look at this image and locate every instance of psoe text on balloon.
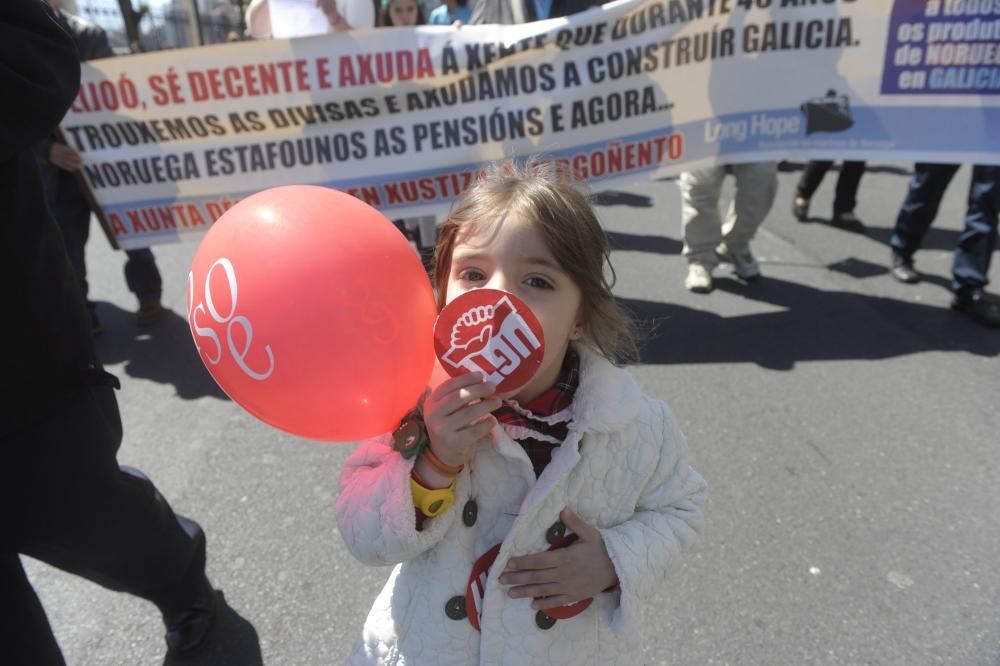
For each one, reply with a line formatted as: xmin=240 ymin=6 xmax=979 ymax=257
xmin=188 ymin=257 xmax=275 ymax=381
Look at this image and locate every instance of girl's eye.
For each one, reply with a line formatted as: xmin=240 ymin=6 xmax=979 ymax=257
xmin=525 ymin=276 xmax=554 ymax=290
xmin=457 ymin=269 xmax=485 ymax=282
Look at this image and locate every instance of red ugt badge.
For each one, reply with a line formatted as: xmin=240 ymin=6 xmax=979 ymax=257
xmin=434 ymin=289 xmax=545 ymax=394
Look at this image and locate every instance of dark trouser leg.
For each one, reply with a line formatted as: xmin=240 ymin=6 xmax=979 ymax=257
xmin=796 ymin=160 xmax=833 ymax=199
xmin=832 ymin=161 xmax=866 ymax=215
xmin=2 ymin=385 xmax=207 ymax=619
xmin=124 ymin=248 xmax=162 ymax=300
xmin=889 ymin=163 xmax=960 ymax=258
xmin=952 ymin=165 xmax=1000 ymax=296
xmin=1 ymin=553 xmax=66 ymax=666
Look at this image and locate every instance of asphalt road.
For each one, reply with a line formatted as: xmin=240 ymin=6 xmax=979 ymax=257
xmin=24 ymin=164 xmax=1000 ymax=666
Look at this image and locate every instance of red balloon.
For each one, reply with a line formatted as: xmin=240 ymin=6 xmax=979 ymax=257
xmin=187 ymin=185 xmax=436 ymax=442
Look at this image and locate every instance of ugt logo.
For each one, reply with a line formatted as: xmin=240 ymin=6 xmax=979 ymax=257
xmin=437 ymin=291 xmax=544 ymax=392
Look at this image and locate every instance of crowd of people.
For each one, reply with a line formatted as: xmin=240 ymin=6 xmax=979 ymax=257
xmin=4 ymin=0 xmax=998 ymax=664
xmin=679 ymin=157 xmax=999 ymax=328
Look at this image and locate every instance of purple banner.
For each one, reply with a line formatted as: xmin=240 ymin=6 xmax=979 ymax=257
xmin=881 ymin=0 xmax=1000 ymax=95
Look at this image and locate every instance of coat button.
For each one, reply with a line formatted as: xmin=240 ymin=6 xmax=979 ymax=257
xmin=445 ymin=595 xmax=467 ymax=620
xmin=535 ymin=610 xmax=557 ymax=629
xmin=462 ymin=500 xmax=478 ymax=527
xmin=545 ymin=521 xmax=566 ymax=544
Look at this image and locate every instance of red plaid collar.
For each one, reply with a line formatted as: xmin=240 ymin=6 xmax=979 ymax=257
xmin=518 ymin=347 xmax=580 ymax=416
xmin=494 ymin=348 xmax=579 ymax=434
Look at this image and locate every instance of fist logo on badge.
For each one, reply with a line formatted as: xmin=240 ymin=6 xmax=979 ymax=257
xmin=433 ymin=289 xmax=545 ymax=394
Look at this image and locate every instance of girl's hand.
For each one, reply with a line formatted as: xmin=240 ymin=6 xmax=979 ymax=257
xmin=499 ymin=508 xmax=619 ymax=611
xmin=421 ymin=372 xmax=500 ymax=470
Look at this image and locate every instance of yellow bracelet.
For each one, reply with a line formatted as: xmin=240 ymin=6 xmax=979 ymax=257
xmin=410 ymin=476 xmax=457 ymax=517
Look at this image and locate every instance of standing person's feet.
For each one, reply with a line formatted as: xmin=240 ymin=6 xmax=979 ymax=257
xmin=685 ymin=263 xmax=714 ymax=293
xmin=137 ymin=296 xmax=164 ymax=325
xmin=951 ymin=291 xmax=1000 ymax=328
xmin=889 ymin=251 xmax=919 ymax=284
xmin=830 ymin=210 xmax=866 ymax=234
xmin=717 ymin=243 xmax=761 ymax=281
xmin=792 ymin=196 xmax=809 ymax=221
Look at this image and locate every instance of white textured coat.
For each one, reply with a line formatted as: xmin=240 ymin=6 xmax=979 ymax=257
xmin=336 ymin=345 xmax=707 ymax=665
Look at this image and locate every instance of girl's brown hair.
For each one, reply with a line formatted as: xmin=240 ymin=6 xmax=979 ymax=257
xmin=434 ymin=160 xmax=637 ymax=364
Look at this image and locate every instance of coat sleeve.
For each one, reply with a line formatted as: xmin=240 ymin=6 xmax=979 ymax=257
xmin=597 ymin=399 xmax=707 ymax=636
xmin=336 ymin=433 xmax=462 ymax=566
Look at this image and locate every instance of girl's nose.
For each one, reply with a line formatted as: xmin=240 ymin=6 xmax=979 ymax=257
xmin=485 ymin=273 xmax=510 ymax=293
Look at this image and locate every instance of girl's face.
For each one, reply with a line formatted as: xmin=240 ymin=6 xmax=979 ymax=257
xmin=445 ymin=214 xmax=583 ymax=403
xmin=389 ymin=0 xmax=418 ymax=26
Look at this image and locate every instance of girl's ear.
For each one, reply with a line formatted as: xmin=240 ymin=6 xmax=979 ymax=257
xmin=568 ymin=306 xmax=585 ymax=341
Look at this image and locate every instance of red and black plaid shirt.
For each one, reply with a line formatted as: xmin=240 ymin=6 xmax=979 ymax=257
xmin=494 ymin=348 xmax=580 ymax=478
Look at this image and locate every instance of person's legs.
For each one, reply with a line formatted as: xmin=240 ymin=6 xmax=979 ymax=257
xmin=680 ymin=166 xmax=726 ymax=267
xmin=796 ymin=160 xmax=832 ymax=200
xmin=889 ymin=163 xmax=959 ymax=258
xmin=828 ymin=161 xmax=868 ymax=232
xmin=792 ymin=161 xmax=830 ymax=220
xmin=724 ymin=161 xmax=778 ymax=252
xmin=3 ymin=384 xmax=215 ymax=656
xmin=832 ymin=161 xmax=866 ymax=215
xmin=124 ymin=248 xmax=163 ymax=324
xmin=680 ymin=166 xmax=726 ymax=292
xmin=889 ymin=163 xmax=960 ymax=283
xmin=408 ymin=215 xmax=437 ymax=273
xmin=952 ymin=165 xmax=1000 ymax=295
xmin=949 ymin=165 xmax=1000 ymax=326
xmin=1 ymin=553 xmax=66 ymax=666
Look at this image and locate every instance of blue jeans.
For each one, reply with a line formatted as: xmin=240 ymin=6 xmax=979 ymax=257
xmin=890 ymin=163 xmax=1000 ymax=296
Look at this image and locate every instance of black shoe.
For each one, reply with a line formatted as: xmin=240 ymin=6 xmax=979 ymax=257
xmin=951 ymin=291 xmax=1000 ymax=328
xmin=830 ymin=211 xmax=866 ymax=234
xmin=890 ymin=252 xmax=919 ymax=284
xmin=165 ymin=583 xmax=217 ymax=658
xmin=136 ymin=296 xmax=164 ymax=326
xmin=792 ymin=196 xmax=809 ymax=221
xmin=162 ymin=518 xmax=217 ymax=658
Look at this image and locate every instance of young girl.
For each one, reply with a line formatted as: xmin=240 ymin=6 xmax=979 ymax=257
xmin=336 ymin=161 xmax=706 ymax=665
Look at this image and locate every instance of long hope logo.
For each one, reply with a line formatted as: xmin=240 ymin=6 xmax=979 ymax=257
xmin=188 ymin=257 xmax=275 ymax=381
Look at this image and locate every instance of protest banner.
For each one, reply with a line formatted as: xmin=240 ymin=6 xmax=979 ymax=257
xmin=60 ymin=0 xmax=1000 ymax=249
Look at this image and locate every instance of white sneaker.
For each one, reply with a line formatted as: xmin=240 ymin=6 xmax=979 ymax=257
xmin=717 ymin=243 xmax=760 ymax=281
xmin=685 ymin=263 xmax=714 ymax=293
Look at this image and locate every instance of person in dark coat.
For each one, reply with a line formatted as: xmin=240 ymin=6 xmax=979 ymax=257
xmin=36 ymin=0 xmax=164 ymax=334
xmin=0 ymin=1 xmax=216 ymax=662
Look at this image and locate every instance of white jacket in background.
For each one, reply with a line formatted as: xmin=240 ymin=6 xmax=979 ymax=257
xmin=336 ymin=344 xmax=707 ymax=665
